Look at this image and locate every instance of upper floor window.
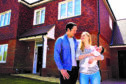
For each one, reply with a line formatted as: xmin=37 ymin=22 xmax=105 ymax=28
xmin=0 ymin=44 xmax=8 ymax=63
xmin=58 ymin=0 xmax=81 ymax=20
xmin=109 ymin=16 xmax=113 ymax=30
xmin=0 ymin=10 xmax=11 ymax=27
xmin=33 ymin=7 xmax=46 ymax=25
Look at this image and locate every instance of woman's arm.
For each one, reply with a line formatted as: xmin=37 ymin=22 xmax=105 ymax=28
xmin=78 ymin=53 xmax=93 ymax=60
xmin=88 ymin=54 xmax=104 ymax=64
xmin=94 ymin=55 xmax=103 ymax=60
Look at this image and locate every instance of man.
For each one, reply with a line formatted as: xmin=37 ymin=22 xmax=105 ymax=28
xmin=54 ymin=22 xmax=79 ymax=84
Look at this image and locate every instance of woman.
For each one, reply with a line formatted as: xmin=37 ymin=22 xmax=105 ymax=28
xmin=76 ymin=32 xmax=104 ymax=84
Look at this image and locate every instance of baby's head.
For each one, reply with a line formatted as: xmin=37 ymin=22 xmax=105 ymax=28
xmin=96 ymin=46 xmax=104 ymax=54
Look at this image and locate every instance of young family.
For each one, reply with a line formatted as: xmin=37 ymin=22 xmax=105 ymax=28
xmin=54 ymin=22 xmax=104 ymax=84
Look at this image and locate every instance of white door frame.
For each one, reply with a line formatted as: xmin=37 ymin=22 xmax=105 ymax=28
xmin=32 ymin=42 xmax=43 ymax=74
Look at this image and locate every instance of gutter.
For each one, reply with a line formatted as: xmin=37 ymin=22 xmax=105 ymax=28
xmin=97 ymin=0 xmax=100 ymax=47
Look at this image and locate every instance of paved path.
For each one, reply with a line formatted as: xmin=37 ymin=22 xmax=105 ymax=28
xmin=12 ymin=74 xmax=126 ymax=84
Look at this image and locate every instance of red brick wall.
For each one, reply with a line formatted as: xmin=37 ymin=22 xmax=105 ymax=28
xmin=99 ymin=0 xmax=113 ymax=44
xmin=14 ymin=41 xmax=35 ymax=73
xmin=32 ymin=0 xmax=98 ymax=38
xmin=24 ymin=41 xmax=35 ymax=71
xmin=17 ymin=3 xmax=34 ymax=37
xmin=0 ymin=39 xmax=16 ymax=73
xmin=0 ymin=0 xmax=19 ymax=40
xmin=45 ymin=39 xmax=59 ymax=77
xmin=14 ymin=41 xmax=28 ymax=72
xmin=99 ymin=0 xmax=115 ymax=80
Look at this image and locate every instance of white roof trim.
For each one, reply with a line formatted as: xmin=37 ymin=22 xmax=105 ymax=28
xmin=19 ymin=35 xmax=42 ymax=41
xmin=103 ymin=0 xmax=116 ymax=21
xmin=110 ymin=45 xmax=126 ymax=48
xmin=47 ymin=25 xmax=55 ymax=39
xmin=18 ymin=0 xmax=52 ymax=8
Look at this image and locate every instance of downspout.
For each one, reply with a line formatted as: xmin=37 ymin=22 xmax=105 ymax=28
xmin=97 ymin=0 xmax=100 ymax=47
xmin=97 ymin=0 xmax=102 ymax=81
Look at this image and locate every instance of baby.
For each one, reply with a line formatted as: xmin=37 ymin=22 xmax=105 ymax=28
xmin=88 ymin=46 xmax=104 ymax=67
xmin=82 ymin=46 xmax=104 ymax=71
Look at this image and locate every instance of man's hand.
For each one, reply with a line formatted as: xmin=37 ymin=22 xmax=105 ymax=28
xmin=60 ymin=69 xmax=70 ymax=80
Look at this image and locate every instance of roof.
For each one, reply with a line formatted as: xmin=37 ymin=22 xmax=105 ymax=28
xmin=21 ymin=0 xmax=43 ymax=5
xmin=19 ymin=24 xmax=55 ymax=38
xmin=103 ymin=0 xmax=116 ymax=21
xmin=110 ymin=19 xmax=126 ymax=48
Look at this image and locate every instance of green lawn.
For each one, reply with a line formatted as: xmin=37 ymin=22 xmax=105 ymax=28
xmin=0 ymin=74 xmax=59 ymax=84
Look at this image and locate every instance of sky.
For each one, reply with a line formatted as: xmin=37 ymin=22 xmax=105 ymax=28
xmin=108 ymin=0 xmax=126 ymax=20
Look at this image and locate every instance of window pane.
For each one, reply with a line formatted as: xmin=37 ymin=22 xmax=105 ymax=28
xmin=4 ymin=13 xmax=8 ymax=25
xmin=67 ymin=1 xmax=73 ymax=17
xmin=8 ymin=12 xmax=11 ymax=25
xmin=3 ymin=45 xmax=8 ymax=61
xmin=0 ymin=15 xmax=4 ymax=26
xmin=0 ymin=45 xmax=4 ymax=61
xmin=60 ymin=3 xmax=66 ymax=18
xmin=41 ymin=9 xmax=45 ymax=23
xmin=36 ymin=11 xmax=40 ymax=24
xmin=74 ymin=0 xmax=81 ymax=16
xmin=0 ymin=46 xmax=2 ymax=61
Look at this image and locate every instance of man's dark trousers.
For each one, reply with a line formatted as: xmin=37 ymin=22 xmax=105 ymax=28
xmin=59 ymin=66 xmax=79 ymax=84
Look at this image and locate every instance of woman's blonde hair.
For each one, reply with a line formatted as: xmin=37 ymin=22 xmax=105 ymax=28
xmin=80 ymin=32 xmax=92 ymax=52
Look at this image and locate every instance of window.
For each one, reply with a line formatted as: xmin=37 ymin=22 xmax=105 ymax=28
xmin=0 ymin=10 xmax=11 ymax=27
xmin=0 ymin=44 xmax=8 ymax=63
xmin=33 ymin=7 xmax=45 ymax=25
xmin=109 ymin=16 xmax=112 ymax=30
xmin=58 ymin=0 xmax=81 ymax=19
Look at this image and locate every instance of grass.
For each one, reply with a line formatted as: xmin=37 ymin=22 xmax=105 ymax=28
xmin=0 ymin=74 xmax=59 ymax=84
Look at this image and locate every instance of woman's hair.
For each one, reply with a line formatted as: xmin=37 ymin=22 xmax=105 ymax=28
xmin=80 ymin=32 xmax=92 ymax=52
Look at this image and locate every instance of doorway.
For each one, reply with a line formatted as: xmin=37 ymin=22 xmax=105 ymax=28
xmin=33 ymin=42 xmax=43 ymax=74
xmin=36 ymin=46 xmax=43 ymax=73
xmin=118 ymin=50 xmax=126 ymax=78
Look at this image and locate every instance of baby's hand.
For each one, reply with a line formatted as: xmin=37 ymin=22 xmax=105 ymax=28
xmin=88 ymin=57 xmax=95 ymax=64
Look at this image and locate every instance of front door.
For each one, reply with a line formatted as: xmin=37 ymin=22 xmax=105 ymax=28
xmin=37 ymin=46 xmax=43 ymax=73
xmin=33 ymin=42 xmax=43 ymax=74
xmin=118 ymin=50 xmax=126 ymax=78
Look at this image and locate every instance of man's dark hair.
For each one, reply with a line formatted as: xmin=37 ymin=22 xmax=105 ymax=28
xmin=100 ymin=47 xmax=104 ymax=54
xmin=66 ymin=22 xmax=77 ymax=32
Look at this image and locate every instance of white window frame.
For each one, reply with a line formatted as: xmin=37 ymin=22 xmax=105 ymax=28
xmin=33 ymin=7 xmax=46 ymax=25
xmin=58 ymin=0 xmax=81 ymax=20
xmin=0 ymin=10 xmax=11 ymax=27
xmin=0 ymin=44 xmax=8 ymax=63
xmin=109 ymin=16 xmax=113 ymax=30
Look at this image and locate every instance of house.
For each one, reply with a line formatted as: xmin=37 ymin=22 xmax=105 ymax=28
xmin=0 ymin=0 xmax=116 ymax=80
xmin=110 ymin=19 xmax=126 ymax=79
